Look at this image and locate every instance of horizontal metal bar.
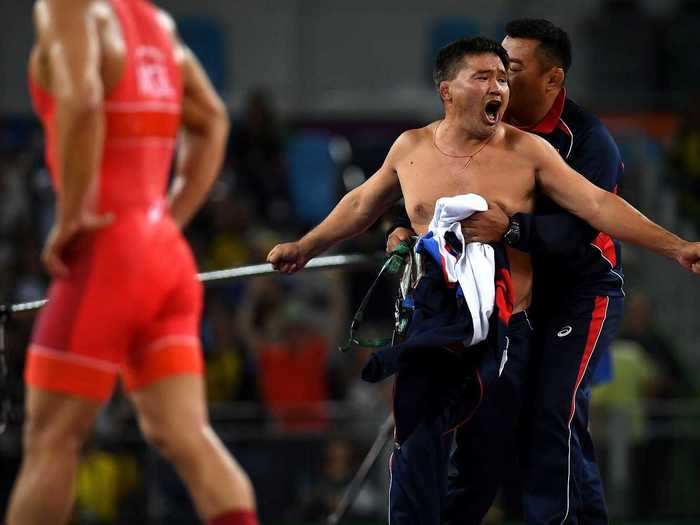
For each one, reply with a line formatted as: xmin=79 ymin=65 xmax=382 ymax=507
xmin=198 ymin=253 xmax=377 ymax=283
xmin=8 ymin=300 xmax=48 ymax=315
xmin=3 ymin=253 xmax=380 ymax=317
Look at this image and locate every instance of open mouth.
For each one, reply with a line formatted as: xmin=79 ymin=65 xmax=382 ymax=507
xmin=484 ymin=99 xmax=502 ymax=124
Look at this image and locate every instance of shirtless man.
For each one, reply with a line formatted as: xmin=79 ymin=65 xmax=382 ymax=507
xmin=267 ymin=37 xmax=700 ymax=524
xmin=6 ymin=1 xmax=256 ymax=524
xmin=268 ymin=38 xmax=699 ymax=291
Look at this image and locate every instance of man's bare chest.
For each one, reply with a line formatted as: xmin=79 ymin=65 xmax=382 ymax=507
xmin=397 ymin=150 xmax=536 ymax=226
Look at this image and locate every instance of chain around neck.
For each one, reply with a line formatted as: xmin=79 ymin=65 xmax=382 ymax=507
xmin=432 ymin=120 xmax=495 ymax=160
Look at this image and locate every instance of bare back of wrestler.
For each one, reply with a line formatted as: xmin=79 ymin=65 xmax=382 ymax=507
xmin=267 ymin=38 xmax=700 ymax=304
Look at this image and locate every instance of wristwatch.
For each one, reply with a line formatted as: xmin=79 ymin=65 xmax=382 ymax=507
xmin=503 ymin=215 xmax=521 ymax=246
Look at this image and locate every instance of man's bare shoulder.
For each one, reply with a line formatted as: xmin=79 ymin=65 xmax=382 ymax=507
xmin=501 ymin=123 xmax=554 ymax=157
xmin=392 ymin=124 xmax=434 ymax=153
xmin=384 ymin=124 xmax=433 ymax=168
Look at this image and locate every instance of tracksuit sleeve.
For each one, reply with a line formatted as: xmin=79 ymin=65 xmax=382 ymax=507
xmin=512 ymin=125 xmax=623 ymax=255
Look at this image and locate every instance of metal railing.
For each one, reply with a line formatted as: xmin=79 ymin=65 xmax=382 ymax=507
xmin=0 ymin=253 xmax=382 ymax=434
xmin=0 ymin=253 xmax=379 ymax=317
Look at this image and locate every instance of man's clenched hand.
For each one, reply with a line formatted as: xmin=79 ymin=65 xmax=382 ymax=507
xmin=676 ymin=241 xmax=700 ymax=274
xmin=460 ymin=200 xmax=509 ymax=243
xmin=386 ymin=227 xmax=414 ymax=253
xmin=267 ymin=242 xmax=311 ymax=274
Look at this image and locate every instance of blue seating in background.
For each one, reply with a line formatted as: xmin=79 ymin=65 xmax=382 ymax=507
xmin=614 ymin=132 xmax=666 ymax=219
xmin=177 ymin=16 xmax=227 ymax=92
xmin=287 ymin=131 xmax=344 ymax=227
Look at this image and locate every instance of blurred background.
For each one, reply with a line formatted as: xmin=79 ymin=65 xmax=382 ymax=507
xmin=1 ymin=0 xmax=700 ymax=523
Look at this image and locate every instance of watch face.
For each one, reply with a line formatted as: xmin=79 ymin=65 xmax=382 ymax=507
xmin=504 ymin=221 xmax=520 ymax=246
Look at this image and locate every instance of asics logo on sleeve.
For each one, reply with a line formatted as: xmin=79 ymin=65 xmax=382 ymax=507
xmin=557 ymin=326 xmax=573 ymax=338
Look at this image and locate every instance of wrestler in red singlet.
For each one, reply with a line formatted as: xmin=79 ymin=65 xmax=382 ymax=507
xmin=7 ymin=2 xmax=257 ymax=525
xmin=27 ymin=0 xmax=202 ymax=401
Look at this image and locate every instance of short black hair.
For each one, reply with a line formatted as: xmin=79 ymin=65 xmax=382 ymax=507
xmin=505 ymin=18 xmax=572 ymax=73
xmin=433 ymin=37 xmax=510 ymax=88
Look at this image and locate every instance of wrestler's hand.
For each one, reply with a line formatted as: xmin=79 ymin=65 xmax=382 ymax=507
xmin=386 ymin=227 xmax=414 ymax=253
xmin=267 ymin=242 xmax=311 ymax=274
xmin=42 ymin=212 xmax=114 ymax=279
xmin=461 ymin=201 xmax=509 ymax=243
xmin=676 ymin=241 xmax=700 ymax=274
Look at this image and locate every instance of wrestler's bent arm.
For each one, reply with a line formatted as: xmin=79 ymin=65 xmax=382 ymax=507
xmin=163 ymin=11 xmax=230 ymax=228
xmin=45 ymin=0 xmax=105 ymax=227
xmin=533 ymin=136 xmax=700 ymax=272
xmin=38 ymin=0 xmax=113 ymax=277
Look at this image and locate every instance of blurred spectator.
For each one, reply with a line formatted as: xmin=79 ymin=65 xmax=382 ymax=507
xmin=257 ymin=299 xmax=330 ymax=431
xmin=73 ymin=447 xmax=142 ymax=525
xmin=297 ymin=438 xmax=383 ymax=521
xmin=203 ymin=195 xmax=255 ymax=271
xmin=202 ymin=296 xmax=258 ymax=405
xmin=230 ymin=89 xmax=291 ymax=228
xmin=295 ymin=270 xmax=351 ymax=401
xmin=618 ymin=291 xmax=695 ymax=396
xmin=237 ymin=275 xmax=347 ymax=432
xmin=589 ymin=290 xmax=698 ymax=517
xmin=592 ymin=339 xmax=660 ymax=517
xmin=668 ymin=95 xmax=700 ymax=235
xmin=592 ymin=340 xmax=659 ymax=442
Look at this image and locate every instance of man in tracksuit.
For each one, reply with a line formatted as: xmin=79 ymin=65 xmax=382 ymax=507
xmin=387 ymin=19 xmax=624 ymax=525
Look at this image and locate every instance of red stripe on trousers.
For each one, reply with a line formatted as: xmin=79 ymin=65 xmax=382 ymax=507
xmin=568 ymin=296 xmax=609 ymax=421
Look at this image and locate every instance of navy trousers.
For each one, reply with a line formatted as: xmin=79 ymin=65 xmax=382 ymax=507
xmin=375 ymin=251 xmax=514 ymax=525
xmin=444 ymin=295 xmax=623 ymax=525
xmin=387 ymin=312 xmax=528 ymax=525
xmin=523 ymin=294 xmax=623 ymax=525
xmin=444 ymin=311 xmax=534 ymax=525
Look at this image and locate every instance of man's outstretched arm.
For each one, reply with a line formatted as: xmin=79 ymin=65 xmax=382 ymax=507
xmin=532 ymin=136 xmax=700 ymax=273
xmin=457 ymin=125 xmax=623 ymax=252
xmin=267 ymin=135 xmax=407 ymax=273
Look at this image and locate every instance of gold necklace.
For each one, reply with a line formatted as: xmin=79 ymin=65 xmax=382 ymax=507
xmin=433 ymin=120 xmax=495 ymax=170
